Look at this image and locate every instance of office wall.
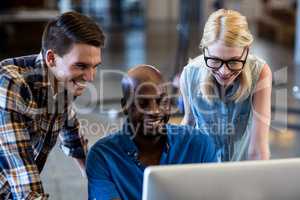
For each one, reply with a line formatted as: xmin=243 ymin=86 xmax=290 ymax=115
xmin=225 ymin=0 xmax=262 ymax=22
xmin=145 ymin=0 xmax=179 ymax=21
xmin=144 ymin=0 xmax=267 ymax=23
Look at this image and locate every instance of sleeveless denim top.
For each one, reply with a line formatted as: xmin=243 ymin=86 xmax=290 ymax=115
xmin=181 ymin=54 xmax=266 ymax=161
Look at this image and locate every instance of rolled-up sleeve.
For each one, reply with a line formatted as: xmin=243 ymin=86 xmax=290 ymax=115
xmin=59 ymin=106 xmax=86 ymax=159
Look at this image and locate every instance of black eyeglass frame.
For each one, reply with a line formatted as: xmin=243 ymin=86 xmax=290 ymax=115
xmin=203 ymin=47 xmax=249 ymax=72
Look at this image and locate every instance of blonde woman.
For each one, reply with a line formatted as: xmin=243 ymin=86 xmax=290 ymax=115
xmin=180 ymin=9 xmax=272 ymax=161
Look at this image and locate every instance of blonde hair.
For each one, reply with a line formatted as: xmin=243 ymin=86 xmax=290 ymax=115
xmin=199 ymin=9 xmax=253 ymax=103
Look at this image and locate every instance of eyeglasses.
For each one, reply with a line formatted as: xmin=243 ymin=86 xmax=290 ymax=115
xmin=203 ymin=47 xmax=249 ymax=71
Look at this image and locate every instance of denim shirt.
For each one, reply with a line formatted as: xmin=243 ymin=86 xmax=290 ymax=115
xmin=86 ymin=123 xmax=217 ymax=200
xmin=180 ymin=54 xmax=266 ymax=161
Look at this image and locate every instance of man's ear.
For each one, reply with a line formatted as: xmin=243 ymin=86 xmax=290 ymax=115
xmin=45 ymin=50 xmax=56 ymax=68
xmin=121 ymin=98 xmax=128 ymax=115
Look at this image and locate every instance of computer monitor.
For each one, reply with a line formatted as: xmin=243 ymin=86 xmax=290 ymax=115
xmin=142 ymin=158 xmax=300 ymax=200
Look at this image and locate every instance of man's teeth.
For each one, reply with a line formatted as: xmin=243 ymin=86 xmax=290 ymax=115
xmin=73 ymin=80 xmax=87 ymax=87
xmin=146 ymin=119 xmax=162 ymax=126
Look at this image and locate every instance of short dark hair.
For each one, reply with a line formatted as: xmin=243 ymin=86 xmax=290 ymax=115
xmin=42 ymin=11 xmax=105 ymax=57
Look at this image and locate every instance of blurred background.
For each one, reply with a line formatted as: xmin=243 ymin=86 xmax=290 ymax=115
xmin=1 ymin=0 xmax=300 ymax=199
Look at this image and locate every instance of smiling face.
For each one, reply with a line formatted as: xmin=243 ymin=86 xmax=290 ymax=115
xmin=47 ymin=43 xmax=102 ymax=96
xmin=205 ymin=41 xmax=248 ymax=87
xmin=132 ymin=83 xmax=170 ymax=137
xmin=122 ymin=66 xmax=171 ymax=138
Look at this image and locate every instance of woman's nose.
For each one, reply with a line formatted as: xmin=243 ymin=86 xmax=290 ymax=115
xmin=218 ymin=63 xmax=231 ymax=75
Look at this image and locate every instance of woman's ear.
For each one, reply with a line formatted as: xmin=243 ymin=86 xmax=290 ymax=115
xmin=121 ymin=98 xmax=128 ymax=115
xmin=45 ymin=50 xmax=56 ymax=68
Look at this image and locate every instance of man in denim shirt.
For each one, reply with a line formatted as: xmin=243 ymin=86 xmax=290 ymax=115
xmin=86 ymin=65 xmax=217 ymax=200
xmin=0 ymin=12 xmax=104 ymax=199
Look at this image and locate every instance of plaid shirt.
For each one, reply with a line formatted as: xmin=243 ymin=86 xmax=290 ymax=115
xmin=0 ymin=53 xmax=86 ymax=199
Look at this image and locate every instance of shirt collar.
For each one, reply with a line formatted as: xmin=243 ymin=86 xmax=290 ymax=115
xmin=34 ymin=53 xmax=51 ymax=88
xmin=35 ymin=52 xmax=70 ymax=101
xmin=226 ymin=78 xmax=240 ymax=98
xmin=120 ymin=120 xmax=171 ymax=156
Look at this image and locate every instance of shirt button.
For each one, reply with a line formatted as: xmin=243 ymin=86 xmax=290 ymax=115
xmin=127 ymin=152 xmax=131 ymax=155
xmin=134 ymin=152 xmax=138 ymax=157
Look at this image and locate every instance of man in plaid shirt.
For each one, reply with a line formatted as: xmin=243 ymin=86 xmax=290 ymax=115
xmin=0 ymin=12 xmax=105 ymax=199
